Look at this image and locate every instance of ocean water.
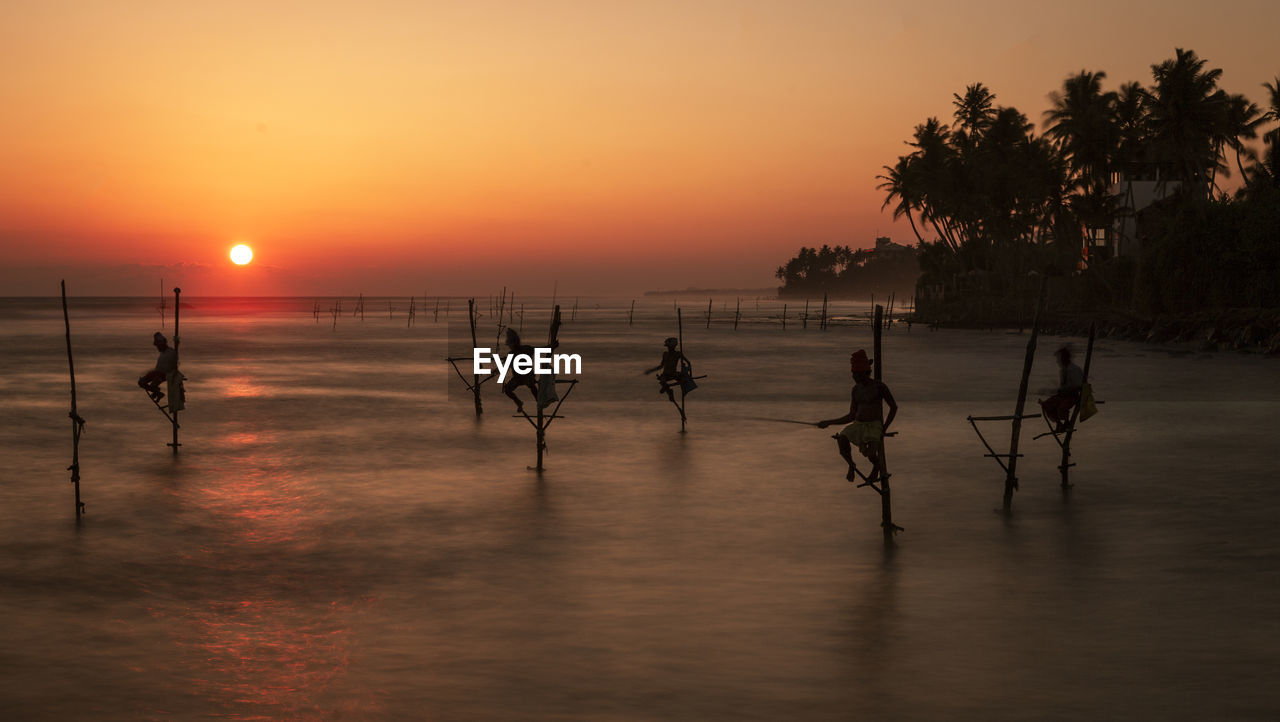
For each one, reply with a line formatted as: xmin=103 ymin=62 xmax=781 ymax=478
xmin=1 ymin=295 xmax=1277 ymax=721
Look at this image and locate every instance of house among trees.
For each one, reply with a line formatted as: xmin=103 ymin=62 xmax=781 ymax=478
xmin=1097 ymin=162 xmax=1179 ymax=262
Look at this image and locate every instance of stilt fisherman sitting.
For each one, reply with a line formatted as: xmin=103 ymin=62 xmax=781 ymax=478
xmin=643 ymin=337 xmax=694 ymax=417
xmin=816 ymin=349 xmax=897 ymax=483
xmin=138 ymin=332 xmax=178 ymax=402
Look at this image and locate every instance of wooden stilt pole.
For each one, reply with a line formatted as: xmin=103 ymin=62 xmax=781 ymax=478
xmin=628 ymin=300 xmax=635 ymax=327
xmin=733 ymin=298 xmax=741 ymax=330
xmin=706 ymin=298 xmax=712 ymax=329
xmin=61 ymin=281 xmax=85 ymax=518
xmin=533 ymin=305 xmax=565 ymax=471
xmin=1002 ymin=277 xmax=1047 ymax=513
xmin=873 ymin=304 xmax=899 ymax=542
xmin=169 ymin=287 xmax=181 ymax=454
xmin=803 ymin=299 xmax=809 ymax=329
xmin=495 ymin=287 xmax=507 ymax=346
xmin=820 ymin=293 xmax=829 ymax=330
xmin=677 ymin=307 xmax=687 ymax=432
xmin=782 ymin=303 xmax=787 ymax=330
xmin=1060 ymin=323 xmax=1096 ymax=491
xmin=469 ymin=299 xmax=483 ymax=416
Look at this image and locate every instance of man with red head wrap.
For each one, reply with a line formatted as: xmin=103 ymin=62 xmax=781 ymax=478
xmin=816 ymin=349 xmax=898 ymax=483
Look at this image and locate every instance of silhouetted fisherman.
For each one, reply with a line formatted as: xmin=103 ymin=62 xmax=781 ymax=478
xmin=817 ymin=349 xmax=898 ymax=483
xmin=502 ymin=328 xmax=539 ymax=414
xmin=137 ymin=331 xmax=177 ymax=402
xmin=643 ymin=337 xmax=693 ymax=414
xmin=1039 ymin=346 xmax=1083 ymax=432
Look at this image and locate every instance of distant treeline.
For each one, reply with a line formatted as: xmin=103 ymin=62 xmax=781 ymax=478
xmin=872 ymin=47 xmax=1280 ymax=319
xmin=643 ymin=287 xmax=777 ymax=297
xmin=775 ymin=241 xmax=920 ymax=299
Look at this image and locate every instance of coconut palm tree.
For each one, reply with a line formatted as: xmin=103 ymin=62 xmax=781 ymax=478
xmin=952 ymin=83 xmax=997 ymax=149
xmin=1217 ymin=93 xmax=1263 ymax=182
xmin=877 ymin=156 xmax=926 ymax=244
xmin=1044 ymin=70 xmax=1120 ymax=194
xmin=1249 ymin=76 xmax=1280 ymax=188
xmin=1145 ymin=48 xmax=1229 ymax=197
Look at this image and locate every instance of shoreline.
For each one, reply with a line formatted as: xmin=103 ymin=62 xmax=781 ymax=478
xmin=908 ymin=307 xmax=1280 ymax=355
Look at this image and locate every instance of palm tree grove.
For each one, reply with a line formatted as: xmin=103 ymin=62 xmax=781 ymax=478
xmin=780 ymin=48 xmax=1280 ymax=348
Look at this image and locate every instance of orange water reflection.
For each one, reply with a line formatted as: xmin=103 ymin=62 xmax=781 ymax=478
xmin=221 ymin=377 xmax=268 ymax=399
xmin=159 ymin=442 xmax=377 ymax=718
xmin=161 ymin=595 xmax=375 ymax=720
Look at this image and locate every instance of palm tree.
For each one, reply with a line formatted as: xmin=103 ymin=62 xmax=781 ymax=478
xmin=1146 ymin=48 xmax=1229 ymax=197
xmin=877 ymin=156 xmax=926 ymax=244
xmin=952 ymin=83 xmax=996 ymax=150
xmin=1217 ymin=93 xmax=1263 ymax=181
xmin=1250 ymin=76 xmax=1280 ymax=187
xmin=1044 ymin=70 xmax=1120 ymax=194
xmin=906 ymin=118 xmax=963 ymax=254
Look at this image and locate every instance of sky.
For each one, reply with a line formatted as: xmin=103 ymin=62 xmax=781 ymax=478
xmin=2 ymin=0 xmax=1277 ymax=296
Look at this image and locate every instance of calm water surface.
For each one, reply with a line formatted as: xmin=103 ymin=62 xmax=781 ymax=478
xmin=1 ymin=296 xmax=1277 ymax=720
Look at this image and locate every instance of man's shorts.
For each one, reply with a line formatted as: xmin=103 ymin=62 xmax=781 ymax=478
xmin=839 ymin=420 xmax=883 ymax=456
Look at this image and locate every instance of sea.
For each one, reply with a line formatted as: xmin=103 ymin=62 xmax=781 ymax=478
xmin=1 ymin=295 xmax=1277 ymax=721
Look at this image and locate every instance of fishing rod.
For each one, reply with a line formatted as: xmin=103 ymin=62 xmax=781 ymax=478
xmin=747 ymin=417 xmax=900 ymax=436
xmin=747 ymin=417 xmax=818 ymax=426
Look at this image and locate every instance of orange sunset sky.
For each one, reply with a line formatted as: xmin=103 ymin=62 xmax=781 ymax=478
xmin=2 ymin=1 xmax=1277 ymax=296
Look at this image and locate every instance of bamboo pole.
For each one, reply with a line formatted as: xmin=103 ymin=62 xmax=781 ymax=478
xmin=169 ymin=287 xmax=182 ymax=454
xmin=1060 ymin=323 xmax=1097 ymax=491
xmin=495 ymin=287 xmax=507 ymax=347
xmin=61 ymin=281 xmax=85 ymax=517
xmin=873 ymin=304 xmax=898 ymax=541
xmin=534 ymin=305 xmax=564 ymax=471
xmin=733 ymin=298 xmax=741 ymax=330
xmin=782 ymin=303 xmax=787 ymax=330
xmin=705 ymin=298 xmax=712 ymax=329
xmin=678 ymin=307 xmax=687 ymax=433
xmin=469 ymin=299 xmax=483 ymax=416
xmin=628 ymin=300 xmax=635 ymax=327
xmin=1002 ymin=276 xmax=1047 ymax=513
xmin=434 ymin=297 xmax=440 ymax=323
xmin=803 ymin=299 xmax=809 ymax=329
xmin=820 ymin=293 xmax=829 ymax=330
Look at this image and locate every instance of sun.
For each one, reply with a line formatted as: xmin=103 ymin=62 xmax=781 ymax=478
xmin=230 ymin=244 xmax=254 ymax=265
